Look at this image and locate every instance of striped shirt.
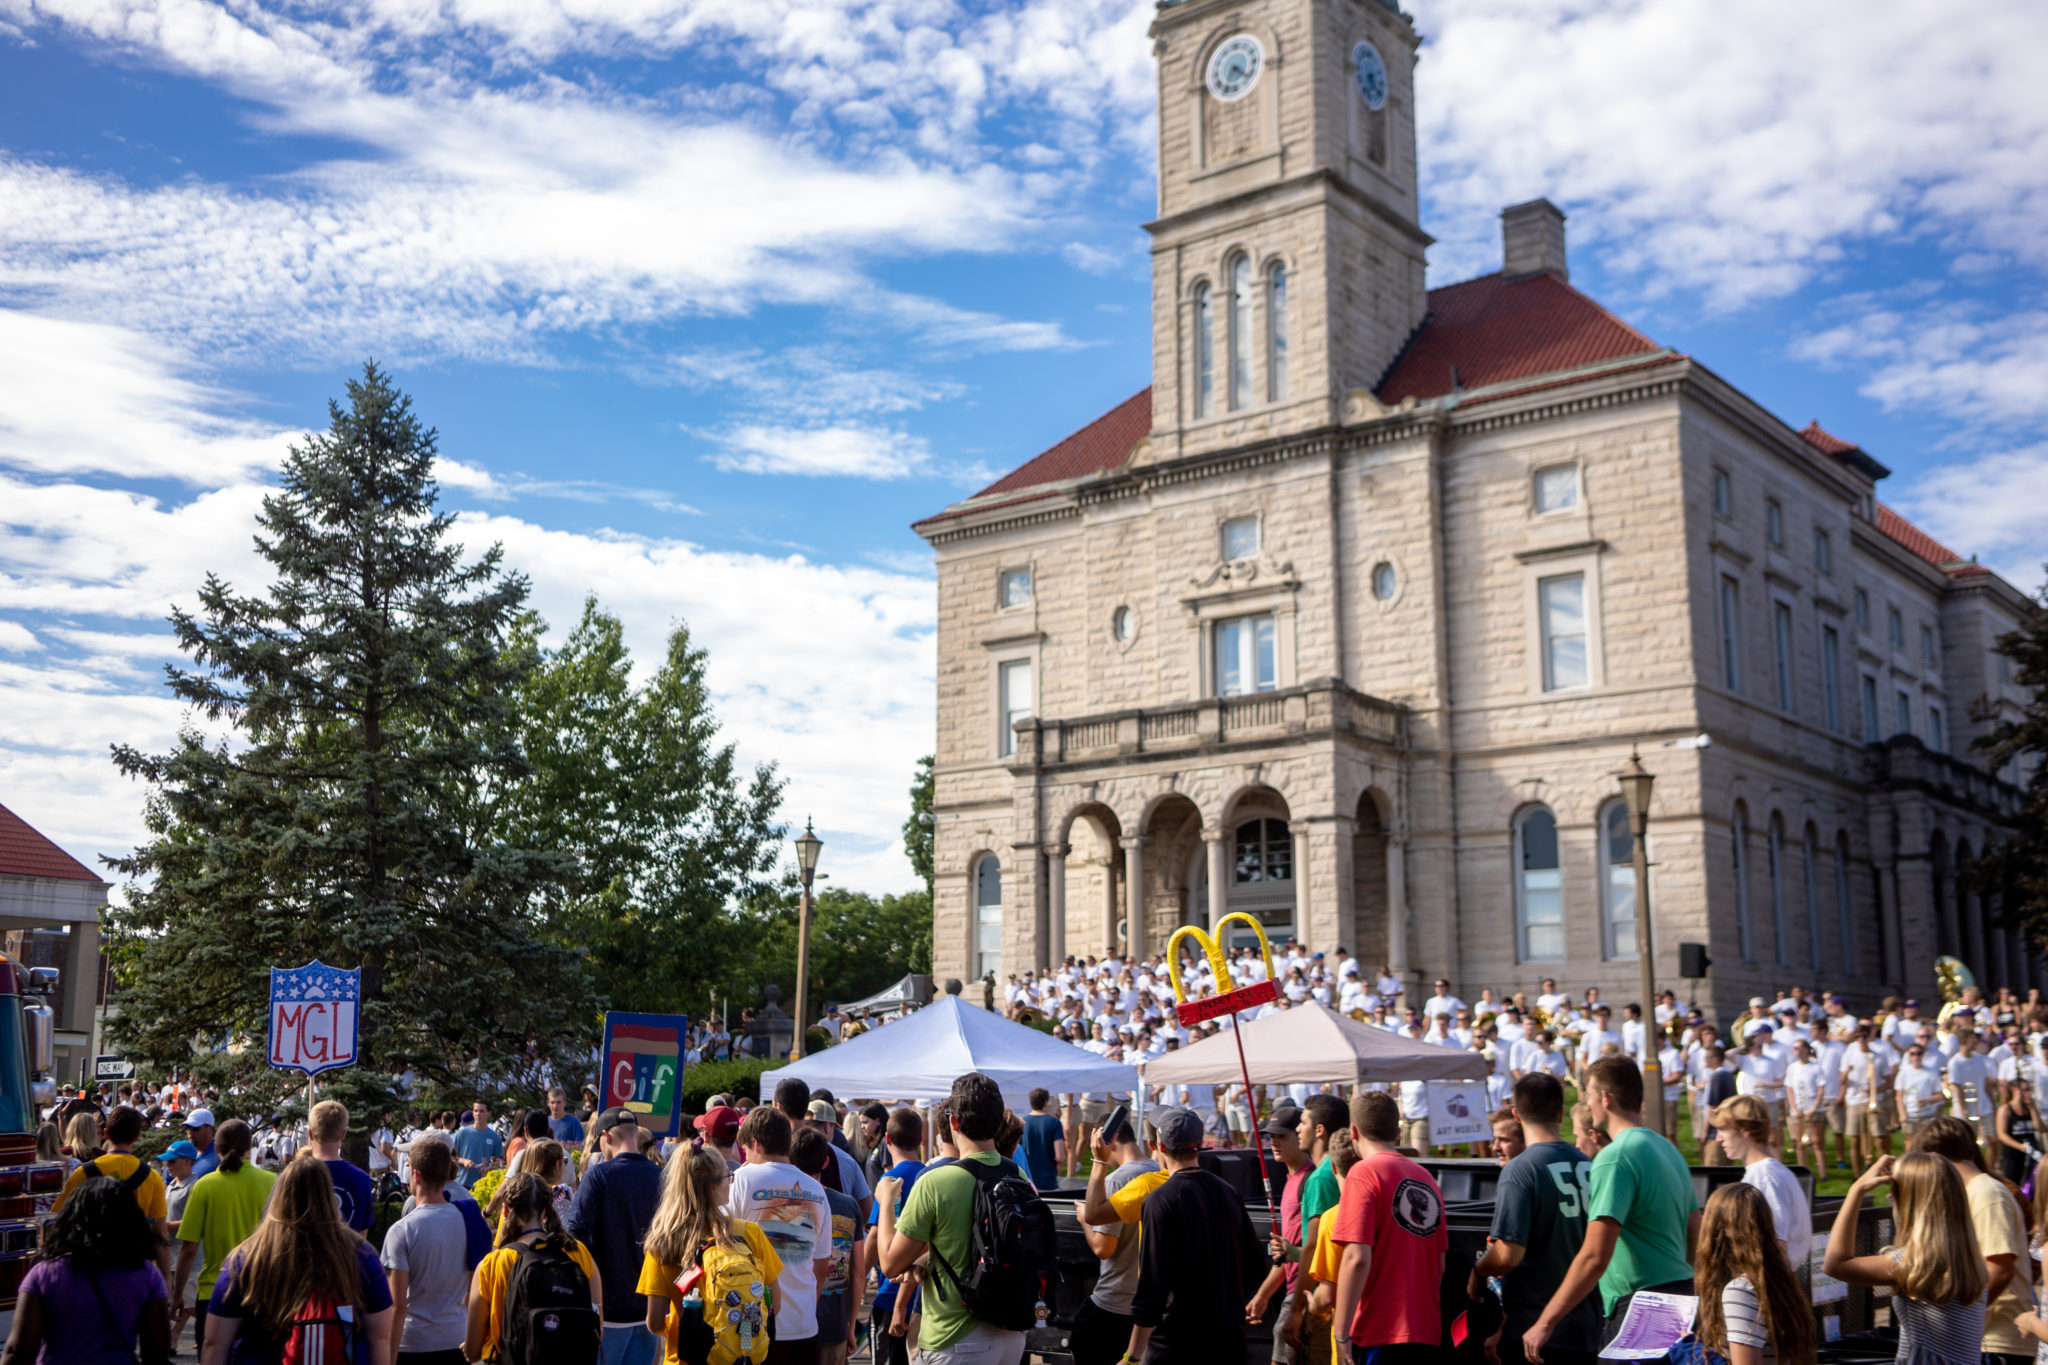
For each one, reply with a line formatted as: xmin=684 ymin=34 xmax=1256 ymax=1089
xmin=1720 ymin=1276 xmax=1772 ymax=1363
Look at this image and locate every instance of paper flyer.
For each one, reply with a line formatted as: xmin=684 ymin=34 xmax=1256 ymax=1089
xmin=1597 ymin=1291 xmax=1698 ymax=1360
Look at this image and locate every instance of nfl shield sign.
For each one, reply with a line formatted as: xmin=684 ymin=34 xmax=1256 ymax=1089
xmin=268 ymin=961 xmax=361 ymax=1076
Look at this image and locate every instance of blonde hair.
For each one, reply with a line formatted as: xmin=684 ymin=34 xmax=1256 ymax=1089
xmin=1327 ymin=1129 xmax=1360 ymax=1178
xmin=1711 ymin=1094 xmax=1771 ymax=1147
xmin=495 ymin=1172 xmax=570 ymax=1249
xmin=309 ymin=1100 xmax=349 ymax=1145
xmin=64 ymin=1112 xmax=101 ymax=1161
xmin=1695 ymin=1184 xmax=1815 ymax=1364
xmin=523 ymin=1139 xmax=568 ymax=1186
xmin=644 ymin=1147 xmax=740 ymax=1265
xmin=1888 ymin=1151 xmax=1989 ymax=1304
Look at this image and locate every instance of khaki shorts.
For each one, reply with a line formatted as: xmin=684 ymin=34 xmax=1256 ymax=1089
xmin=1401 ymin=1117 xmax=1431 ymax=1149
xmin=1825 ymin=1102 xmax=1848 ymax=1134
xmin=1080 ymin=1099 xmax=1111 ymax=1126
xmin=1762 ymin=1096 xmax=1787 ymax=1129
xmin=1846 ymin=1107 xmax=1887 ymax=1138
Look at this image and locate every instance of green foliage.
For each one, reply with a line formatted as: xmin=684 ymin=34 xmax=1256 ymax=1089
xmin=904 ymin=755 xmax=934 ymax=894
xmin=104 ymin=364 xmax=593 ymax=1118
xmin=746 ymin=886 xmax=933 ymax=1010
xmin=1973 ymin=580 xmax=2048 ymax=939
xmin=681 ymin=1057 xmax=775 ymax=1114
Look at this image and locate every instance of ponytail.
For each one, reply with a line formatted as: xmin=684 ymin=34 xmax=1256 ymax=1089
xmin=216 ymin=1118 xmax=253 ymax=1174
xmin=495 ymin=1172 xmax=570 ymax=1248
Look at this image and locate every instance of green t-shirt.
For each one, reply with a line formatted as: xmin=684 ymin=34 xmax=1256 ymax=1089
xmin=1585 ymin=1125 xmax=1698 ymax=1315
xmin=1301 ymin=1156 xmax=1342 ymax=1225
xmin=177 ymin=1163 xmax=279 ymax=1299
xmin=896 ymin=1152 xmax=1009 ymax=1351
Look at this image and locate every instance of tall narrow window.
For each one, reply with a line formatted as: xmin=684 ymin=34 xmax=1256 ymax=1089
xmin=1515 ymin=808 xmax=1564 ymax=961
xmin=1713 ymin=469 xmax=1731 ymax=517
xmin=1921 ymin=624 xmax=1937 ymax=666
xmin=997 ymin=659 xmax=1032 ymax=757
xmin=1821 ymin=625 xmax=1842 ymax=732
xmin=1888 ymin=606 xmax=1903 ymax=649
xmin=1929 ymin=704 xmax=1946 ymax=753
xmin=1895 ymin=689 xmax=1911 ymax=738
xmin=1802 ymin=829 xmax=1821 ymax=971
xmin=1834 ymin=833 xmax=1856 ymax=975
xmin=974 ymin=856 xmax=1003 ymax=981
xmin=1773 ymin=600 xmax=1795 ymax=712
xmin=1720 ymin=576 xmax=1743 ymax=692
xmin=1538 ymin=573 xmax=1587 ymax=690
xmin=1266 ymin=262 xmax=1288 ymax=402
xmin=1732 ymin=808 xmax=1752 ymax=963
xmin=1214 ymin=613 xmax=1277 ymax=696
xmin=1861 ymin=676 xmax=1880 ymax=742
xmin=1816 ymin=530 xmax=1832 ymax=575
xmin=1767 ymin=817 xmax=1787 ymax=967
xmin=1193 ymin=283 xmax=1214 ymax=418
xmin=1601 ymin=803 xmax=1638 ymax=960
xmin=1854 ymin=588 xmax=1870 ymax=630
xmin=1766 ymin=499 xmax=1784 ymax=547
xmin=1229 ymin=255 xmax=1253 ymax=411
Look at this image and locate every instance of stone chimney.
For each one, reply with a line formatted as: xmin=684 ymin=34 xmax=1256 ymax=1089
xmin=1501 ymin=199 xmax=1568 ymax=281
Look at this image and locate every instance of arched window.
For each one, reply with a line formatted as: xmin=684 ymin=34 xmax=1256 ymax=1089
xmin=974 ymin=856 xmax=1002 ymax=981
xmin=1229 ymin=255 xmax=1254 ymax=411
xmin=1767 ymin=816 xmax=1787 ymax=967
xmin=1226 ymin=817 xmax=1294 ymax=942
xmin=1515 ymin=808 xmax=1564 ymax=961
xmin=1835 ymin=832 xmax=1855 ymax=976
xmin=1600 ymin=802 xmax=1637 ymax=961
xmin=1267 ymin=262 xmax=1289 ymax=402
xmin=1732 ymin=805 xmax=1752 ymax=963
xmin=1802 ymin=826 xmax=1821 ymax=972
xmin=1193 ymin=283 xmax=1215 ymax=419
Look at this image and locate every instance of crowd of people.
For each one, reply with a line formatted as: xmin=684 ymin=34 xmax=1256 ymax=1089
xmin=18 ymin=963 xmax=2048 ymax=1365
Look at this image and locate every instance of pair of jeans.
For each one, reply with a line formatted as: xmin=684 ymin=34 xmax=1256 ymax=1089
xmin=601 ymin=1323 xmax=661 ymax=1365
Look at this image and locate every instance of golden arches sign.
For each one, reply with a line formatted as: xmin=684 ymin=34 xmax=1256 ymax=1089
xmin=1167 ymin=913 xmax=1280 ymax=1026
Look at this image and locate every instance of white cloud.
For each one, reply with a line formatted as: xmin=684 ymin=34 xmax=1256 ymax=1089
xmin=705 ymin=424 xmax=934 ymax=479
xmin=661 ymin=347 xmax=965 ymax=421
xmin=1061 ymin=241 xmax=1125 ymax=275
xmin=1890 ymin=442 xmax=2048 ymax=589
xmin=0 ymin=621 xmax=38 ymax=652
xmin=1792 ymin=303 xmax=2048 ymax=429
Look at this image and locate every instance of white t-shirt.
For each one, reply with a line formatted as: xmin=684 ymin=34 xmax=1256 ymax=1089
xmin=1577 ymin=1028 xmax=1622 ymax=1064
xmin=725 ymin=1160 xmax=830 ymax=1339
xmin=1786 ymin=1060 xmax=1823 ymax=1113
xmin=370 ymin=1127 xmax=396 ymax=1174
xmin=1896 ymin=1062 xmax=1945 ymax=1120
xmin=1423 ymin=994 xmax=1465 ymax=1019
xmin=1741 ymin=1157 xmax=1813 ymax=1268
xmin=1948 ymin=1054 xmax=1997 ymax=1118
xmin=1736 ymin=1051 xmax=1788 ymax=1097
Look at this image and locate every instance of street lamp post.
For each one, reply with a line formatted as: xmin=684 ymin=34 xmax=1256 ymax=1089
xmin=791 ymin=819 xmax=824 ymax=1061
xmin=1618 ymin=748 xmax=1663 ymax=1135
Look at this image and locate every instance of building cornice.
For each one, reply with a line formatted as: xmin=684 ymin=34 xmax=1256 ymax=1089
xmin=1144 ymin=167 xmax=1434 ymax=250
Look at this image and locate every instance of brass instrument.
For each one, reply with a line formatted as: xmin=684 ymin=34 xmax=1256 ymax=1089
xmin=1013 ymin=1005 xmax=1044 ymax=1027
xmin=1935 ymin=956 xmax=1978 ymax=1027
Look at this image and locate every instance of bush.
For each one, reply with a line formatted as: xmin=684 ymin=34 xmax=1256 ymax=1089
xmin=681 ymin=1058 xmax=776 ymax=1114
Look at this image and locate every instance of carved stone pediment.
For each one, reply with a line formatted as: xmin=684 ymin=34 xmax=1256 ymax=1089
xmin=1188 ymin=556 xmax=1298 ymax=592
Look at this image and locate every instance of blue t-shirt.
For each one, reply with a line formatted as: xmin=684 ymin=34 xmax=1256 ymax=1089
xmin=449 ymin=1126 xmax=503 ymax=1188
xmin=548 ymin=1113 xmax=585 ymax=1146
xmin=1021 ymin=1113 xmax=1064 ymax=1190
xmin=325 ymin=1158 xmax=376 ymax=1233
xmin=190 ymin=1145 xmax=220 ymax=1180
xmin=868 ymin=1159 xmax=926 ymax=1313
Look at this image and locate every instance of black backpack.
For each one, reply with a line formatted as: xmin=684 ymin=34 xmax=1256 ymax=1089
xmin=927 ymin=1159 xmax=1059 ymax=1332
xmin=496 ymin=1237 xmax=601 ymax=1365
xmin=79 ymin=1157 xmax=153 ymax=1205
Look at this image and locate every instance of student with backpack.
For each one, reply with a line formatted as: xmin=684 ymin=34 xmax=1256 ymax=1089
xmin=638 ymin=1145 xmax=784 ymax=1365
xmin=54 ymin=1103 xmax=173 ymax=1282
xmin=725 ymin=1107 xmax=832 ymax=1365
xmin=384 ymin=1138 xmax=472 ymax=1365
xmin=174 ymin=1119 xmax=278 ymax=1360
xmin=877 ymin=1072 xmax=1058 ymax=1365
xmin=199 ymin=1156 xmax=394 ymax=1365
xmin=2 ymin=1174 xmax=172 ymax=1365
xmin=463 ymin=1172 xmax=604 ymax=1364
xmin=790 ymin=1129 xmax=863 ymax=1365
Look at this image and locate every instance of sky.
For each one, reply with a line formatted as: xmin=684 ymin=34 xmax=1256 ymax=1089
xmin=2 ymin=0 xmax=2045 ymax=897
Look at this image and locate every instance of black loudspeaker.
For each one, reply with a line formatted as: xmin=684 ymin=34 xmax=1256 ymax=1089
xmin=1679 ymin=942 xmax=1712 ymax=978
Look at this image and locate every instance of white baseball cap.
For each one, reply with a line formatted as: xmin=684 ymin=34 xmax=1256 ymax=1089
xmin=183 ymin=1108 xmax=216 ymax=1128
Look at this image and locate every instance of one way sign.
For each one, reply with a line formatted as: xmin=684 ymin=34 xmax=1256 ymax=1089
xmin=94 ymin=1055 xmax=136 ymax=1082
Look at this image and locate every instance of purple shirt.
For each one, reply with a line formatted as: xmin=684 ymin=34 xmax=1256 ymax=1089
xmin=21 ymin=1256 xmax=166 ymax=1365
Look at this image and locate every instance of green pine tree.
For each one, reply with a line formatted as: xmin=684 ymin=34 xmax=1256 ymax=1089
xmin=904 ymin=753 xmax=935 ymax=894
xmin=1974 ymin=578 xmax=2048 ymax=942
xmin=105 ymin=364 xmax=592 ymax=1122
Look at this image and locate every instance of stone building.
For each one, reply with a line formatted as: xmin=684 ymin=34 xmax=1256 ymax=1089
xmin=911 ymin=0 xmax=2034 ymax=1016
xmin=0 ymin=801 xmax=108 ymax=1082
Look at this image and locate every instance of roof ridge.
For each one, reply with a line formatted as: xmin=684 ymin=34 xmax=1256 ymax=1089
xmin=0 ymin=801 xmax=102 ymax=883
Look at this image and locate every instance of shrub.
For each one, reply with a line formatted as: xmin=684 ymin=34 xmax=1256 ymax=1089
xmin=681 ymin=1058 xmax=776 ymax=1114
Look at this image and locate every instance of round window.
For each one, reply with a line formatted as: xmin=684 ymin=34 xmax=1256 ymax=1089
xmin=1112 ymin=606 xmax=1136 ymax=643
xmin=1371 ymin=562 xmax=1398 ymax=600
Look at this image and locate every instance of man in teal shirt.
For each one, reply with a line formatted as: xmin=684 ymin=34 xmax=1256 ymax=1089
xmin=1522 ymin=1056 xmax=1699 ymax=1363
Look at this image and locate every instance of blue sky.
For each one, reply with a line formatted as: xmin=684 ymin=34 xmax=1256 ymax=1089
xmin=2 ymin=0 xmax=2044 ymax=893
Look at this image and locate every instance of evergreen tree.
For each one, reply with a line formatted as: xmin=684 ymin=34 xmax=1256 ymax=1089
xmin=904 ymin=754 xmax=934 ymax=894
xmin=1974 ymin=579 xmax=2048 ymax=942
xmin=105 ymin=364 xmax=591 ymax=1119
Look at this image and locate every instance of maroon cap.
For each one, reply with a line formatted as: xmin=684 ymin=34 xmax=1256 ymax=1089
xmin=695 ymin=1105 xmax=743 ymax=1143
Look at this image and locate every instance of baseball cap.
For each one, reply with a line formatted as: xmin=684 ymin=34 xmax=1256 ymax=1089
xmin=1149 ymin=1106 xmax=1205 ymax=1154
xmin=1748 ymin=996 xmax=1766 ymax=1009
xmin=1905 ymin=998 xmax=1921 ymax=1008
xmin=183 ymin=1108 xmax=215 ymax=1129
xmin=159 ymin=1139 xmax=200 ymax=1163
xmin=1259 ymin=1110 xmax=1300 ymax=1138
xmin=594 ymin=1106 xmax=640 ymax=1135
xmin=807 ymin=1099 xmax=838 ymax=1123
xmin=695 ymin=1106 xmax=743 ymax=1144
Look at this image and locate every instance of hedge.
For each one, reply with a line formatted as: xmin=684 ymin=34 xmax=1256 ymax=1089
xmin=681 ymin=1058 xmax=776 ymax=1114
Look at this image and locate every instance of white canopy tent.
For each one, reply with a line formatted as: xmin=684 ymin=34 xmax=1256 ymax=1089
xmin=1141 ymin=1003 xmax=1491 ymax=1086
xmin=759 ymin=995 xmax=1141 ymax=1108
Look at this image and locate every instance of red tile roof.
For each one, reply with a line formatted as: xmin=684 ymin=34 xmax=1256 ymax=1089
xmin=1377 ymin=270 xmax=1661 ymax=403
xmin=967 ymin=389 xmax=1152 ymax=500
xmin=1876 ymin=504 xmax=1987 ymax=577
xmin=0 ymin=803 xmax=101 ymax=882
xmin=1796 ymin=421 xmax=1859 ymax=457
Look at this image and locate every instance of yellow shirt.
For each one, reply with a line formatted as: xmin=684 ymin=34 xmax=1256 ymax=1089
xmin=635 ymin=1223 xmax=784 ymax=1365
xmin=1305 ymin=1214 xmax=1342 ymax=1359
xmin=55 ymin=1153 xmax=169 ymax=1221
xmin=1106 ymin=1168 xmax=1171 ymax=1223
xmin=472 ymin=1236 xmax=599 ymax=1357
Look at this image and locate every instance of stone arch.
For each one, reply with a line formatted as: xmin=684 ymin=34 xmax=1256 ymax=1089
xmin=1353 ymin=788 xmax=1391 ymax=972
xmin=965 ymin=847 xmax=1005 ymax=986
xmin=1138 ymin=793 xmax=1205 ymax=960
xmin=1057 ymin=802 xmax=1123 ymax=966
xmin=1931 ymin=828 xmax=1954 ymax=961
xmin=1203 ymin=784 xmax=1297 ymax=948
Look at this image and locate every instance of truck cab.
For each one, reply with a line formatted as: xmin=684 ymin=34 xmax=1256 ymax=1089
xmin=0 ymin=959 xmax=65 ymax=1332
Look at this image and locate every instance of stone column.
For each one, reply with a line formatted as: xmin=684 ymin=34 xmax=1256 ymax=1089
xmin=1048 ymin=845 xmax=1068 ymax=968
xmin=1291 ymin=823 xmax=1312 ymax=951
xmin=1102 ymin=854 xmax=1119 ymax=961
xmin=1122 ymin=836 xmax=1147 ymax=959
xmin=1387 ymin=833 xmax=1410 ymax=979
xmin=1204 ymin=828 xmax=1228 ymax=931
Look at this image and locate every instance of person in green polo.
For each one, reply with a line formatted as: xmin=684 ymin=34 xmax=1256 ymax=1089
xmin=172 ymin=1119 xmax=278 ymax=1360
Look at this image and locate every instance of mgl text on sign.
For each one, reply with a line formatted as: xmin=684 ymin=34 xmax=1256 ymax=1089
xmin=268 ymin=961 xmax=362 ymax=1076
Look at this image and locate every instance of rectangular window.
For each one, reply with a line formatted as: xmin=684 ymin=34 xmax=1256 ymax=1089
xmin=1534 ymin=465 xmax=1579 ymax=514
xmin=1821 ymin=625 xmax=1842 ymax=732
xmin=1719 ymin=576 xmax=1743 ymax=692
xmin=1929 ymin=705 xmax=1945 ymax=753
xmin=999 ymin=568 xmax=1032 ymax=608
xmin=1214 ymin=614 xmax=1277 ymax=696
xmin=1221 ymin=516 xmax=1260 ymax=562
xmin=1861 ymin=675 xmax=1880 ymax=742
xmin=1773 ymin=600 xmax=1795 ymax=712
xmin=1895 ymin=689 xmax=1912 ymax=738
xmin=1855 ymin=588 xmax=1870 ymax=630
xmin=1816 ymin=530 xmax=1832 ymax=575
xmin=997 ymin=659 xmax=1033 ymax=756
xmin=1888 ymin=606 xmax=1903 ymax=648
xmin=1766 ymin=499 xmax=1784 ymax=547
xmin=1538 ymin=574 xmax=1588 ymax=691
xmin=1713 ymin=469 xmax=1731 ymax=517
xmin=1921 ymin=624 xmax=1937 ymax=666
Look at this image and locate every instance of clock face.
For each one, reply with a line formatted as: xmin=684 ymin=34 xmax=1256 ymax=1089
xmin=1353 ymin=40 xmax=1389 ymax=111
xmin=1206 ymin=34 xmax=1265 ymax=103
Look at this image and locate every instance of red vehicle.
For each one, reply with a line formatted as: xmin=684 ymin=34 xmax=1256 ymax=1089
xmin=0 ymin=958 xmax=64 ymax=1333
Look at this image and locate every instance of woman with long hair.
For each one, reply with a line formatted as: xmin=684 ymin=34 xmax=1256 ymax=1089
xmin=33 ymin=1121 xmax=60 ymax=1164
xmin=486 ymin=1139 xmax=572 ymax=1223
xmin=464 ymin=1172 xmax=603 ymax=1362
xmin=1 ymin=1176 xmax=172 ymax=1365
xmin=62 ymin=1111 xmax=101 ymax=1170
xmin=1823 ymin=1152 xmax=1987 ymax=1365
xmin=638 ymin=1146 xmax=782 ymax=1364
xmin=198 ymin=1155 xmax=392 ymax=1365
xmin=1994 ymin=1080 xmax=2042 ymax=1187
xmin=1692 ymin=1182 xmax=1815 ymax=1365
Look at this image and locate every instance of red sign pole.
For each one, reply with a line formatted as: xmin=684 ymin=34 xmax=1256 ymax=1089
xmin=1231 ymin=1014 xmax=1272 ymax=1192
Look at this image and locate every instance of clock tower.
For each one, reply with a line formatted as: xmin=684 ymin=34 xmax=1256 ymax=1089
xmin=1145 ymin=0 xmax=1429 ymax=461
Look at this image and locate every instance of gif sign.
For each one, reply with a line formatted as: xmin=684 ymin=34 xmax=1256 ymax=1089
xmin=268 ymin=961 xmax=361 ymax=1076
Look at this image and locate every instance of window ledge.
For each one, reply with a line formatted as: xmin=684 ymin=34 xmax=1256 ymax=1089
xmin=1707 ymin=534 xmax=1752 ymax=567
xmin=1513 ymin=537 xmax=1606 ymax=564
xmin=980 ymin=629 xmax=1047 ymax=649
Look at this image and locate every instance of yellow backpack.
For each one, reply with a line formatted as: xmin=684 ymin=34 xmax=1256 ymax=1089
xmin=693 ymin=1234 xmax=773 ymax=1365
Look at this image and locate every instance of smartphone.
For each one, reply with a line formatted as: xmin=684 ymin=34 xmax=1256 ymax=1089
xmin=1101 ymin=1104 xmax=1130 ymax=1148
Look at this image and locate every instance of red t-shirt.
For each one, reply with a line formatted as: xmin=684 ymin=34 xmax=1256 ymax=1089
xmin=1332 ymin=1149 xmax=1447 ymax=1347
